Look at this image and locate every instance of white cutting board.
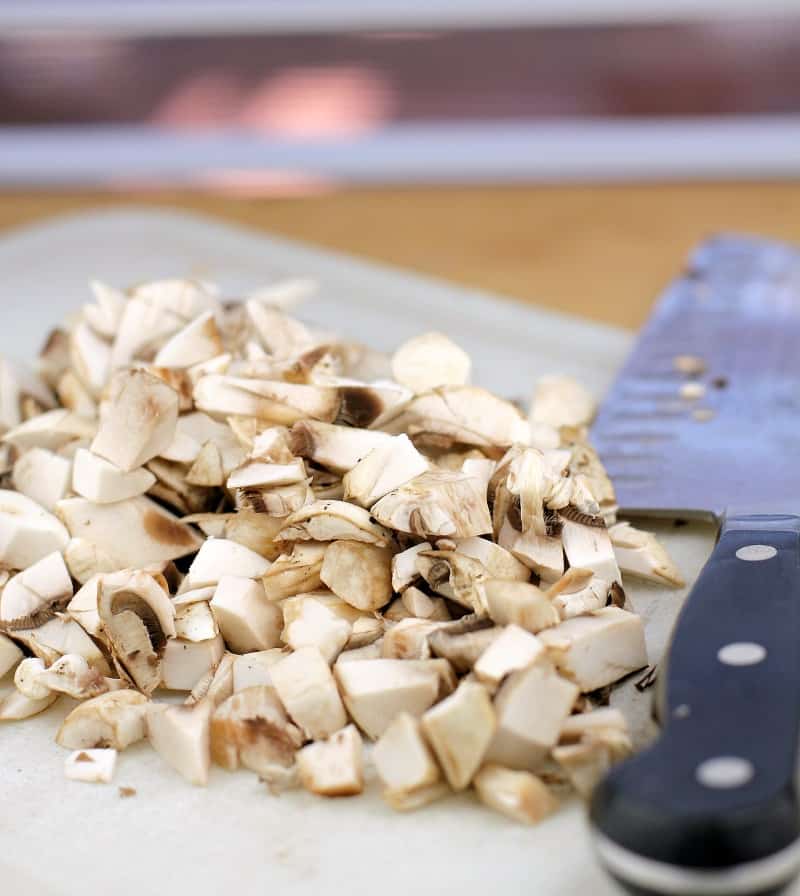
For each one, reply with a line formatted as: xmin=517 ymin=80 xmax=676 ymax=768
xmin=0 ymin=208 xmax=723 ymax=896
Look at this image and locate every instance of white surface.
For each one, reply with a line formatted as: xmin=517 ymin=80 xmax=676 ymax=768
xmin=0 ymin=208 xmax=753 ymax=896
xmin=2 ymin=1 xmax=798 ymax=34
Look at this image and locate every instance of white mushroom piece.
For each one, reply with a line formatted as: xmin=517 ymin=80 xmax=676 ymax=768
xmin=0 ymin=689 xmax=58 ymax=720
xmin=342 ymin=434 xmax=428 ymax=508
xmin=232 ymin=649 xmax=286 ymax=692
xmin=608 ymin=521 xmax=685 ymax=587
xmin=0 ymin=632 xmax=23 ymax=679
xmin=538 ymin=607 xmax=647 ymax=692
xmin=373 ymin=712 xmax=444 ymax=808
xmin=15 ymin=653 xmax=113 ymax=700
xmin=64 ymin=748 xmax=118 ymax=784
xmin=281 ymin=596 xmax=352 ymax=665
xmin=90 ymin=369 xmax=179 ymax=471
xmin=480 ymin=580 xmax=560 ymax=634
xmin=371 ymin=472 xmax=492 ymax=539
xmin=97 ymin=571 xmax=177 ymax=694
xmin=0 ymin=550 xmax=73 ymax=629
xmin=210 ymin=577 xmax=282 ymax=654
xmin=72 ymin=448 xmax=156 ymax=504
xmin=57 ymin=496 xmax=202 ymax=569
xmin=421 ymin=680 xmax=495 ymax=790
xmin=487 ymin=658 xmax=579 ymax=771
xmin=278 ymin=501 xmax=391 ymax=546
xmin=147 ymin=699 xmax=214 ymax=786
xmin=552 ymin=707 xmax=633 ymax=798
xmin=297 ymin=724 xmax=364 ymax=797
xmin=320 ymin=541 xmax=394 ymax=612
xmin=473 ymin=764 xmax=558 ymax=826
xmin=211 ymin=685 xmax=303 ymax=785
xmin=57 ymin=690 xmax=149 ymax=750
xmin=270 ymin=646 xmax=347 ymax=740
xmin=473 ymin=625 xmax=546 ymax=693
xmin=12 ymin=447 xmax=72 ymax=512
xmin=529 ymin=375 xmax=596 ymax=432
xmin=261 ymin=543 xmax=326 ymax=601
xmin=0 ymin=490 xmax=69 ymax=570
xmin=288 ymin=420 xmax=391 ymax=475
xmin=335 ymin=658 xmax=441 ymax=740
xmin=162 ymin=602 xmax=226 ymax=692
xmin=382 ymin=386 xmax=530 ymax=451
xmin=391 ymin=331 xmax=471 ymax=394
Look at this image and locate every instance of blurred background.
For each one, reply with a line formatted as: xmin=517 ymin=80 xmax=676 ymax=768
xmin=2 ymin=0 xmax=800 ymax=326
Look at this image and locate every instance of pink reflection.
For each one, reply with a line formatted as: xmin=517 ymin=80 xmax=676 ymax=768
xmin=152 ymin=71 xmax=245 ymax=127
xmin=196 ymin=168 xmax=334 ymax=197
xmin=238 ymin=66 xmax=394 ymax=138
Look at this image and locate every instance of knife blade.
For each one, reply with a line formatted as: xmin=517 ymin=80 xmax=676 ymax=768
xmin=588 ymin=235 xmax=800 ymax=896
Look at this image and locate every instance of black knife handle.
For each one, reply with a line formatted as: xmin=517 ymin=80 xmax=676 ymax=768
xmin=590 ymin=514 xmax=800 ymax=896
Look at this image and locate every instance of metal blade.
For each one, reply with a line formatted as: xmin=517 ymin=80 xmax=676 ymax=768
xmin=591 ymin=235 xmax=800 ymax=520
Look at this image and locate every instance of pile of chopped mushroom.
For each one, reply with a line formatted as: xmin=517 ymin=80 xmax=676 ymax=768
xmin=0 ymin=278 xmax=684 ymax=824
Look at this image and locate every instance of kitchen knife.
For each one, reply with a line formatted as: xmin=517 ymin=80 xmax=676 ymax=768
xmin=589 ymin=235 xmax=800 ymax=896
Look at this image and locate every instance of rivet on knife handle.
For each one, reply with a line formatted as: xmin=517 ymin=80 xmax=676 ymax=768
xmin=590 ymin=514 xmax=800 ymax=896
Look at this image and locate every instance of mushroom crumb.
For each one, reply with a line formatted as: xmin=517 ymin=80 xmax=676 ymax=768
xmin=0 ymin=276 xmax=682 ymax=824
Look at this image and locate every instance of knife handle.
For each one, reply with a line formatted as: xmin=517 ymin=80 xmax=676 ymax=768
xmin=590 ymin=514 xmax=800 ymax=896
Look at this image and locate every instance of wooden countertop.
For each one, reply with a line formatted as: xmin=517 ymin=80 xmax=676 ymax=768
xmin=1 ymin=182 xmax=798 ymax=330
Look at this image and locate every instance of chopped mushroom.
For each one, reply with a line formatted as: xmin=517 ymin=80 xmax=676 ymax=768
xmin=391 ymin=331 xmax=471 ymax=393
xmin=12 ymin=447 xmax=72 ymax=511
xmin=0 ymin=689 xmax=58 ymax=720
xmin=186 ymin=537 xmax=271 ymax=589
xmin=211 ymin=685 xmax=303 ymax=781
xmin=261 ymin=543 xmax=326 ymax=601
xmin=480 ymin=580 xmax=560 ymax=634
xmin=278 ymin=500 xmax=391 ymax=546
xmin=147 ymin=699 xmax=214 ymax=786
xmin=98 ymin=570 xmax=176 ymax=694
xmin=270 ymin=646 xmax=347 ymax=740
xmin=297 ymin=724 xmax=364 ymax=797
xmin=282 ymin=596 xmax=352 ymax=664
xmin=421 ymin=680 xmax=495 ymax=790
xmin=210 ymin=576 xmax=282 ymax=653
xmin=371 ymin=472 xmax=492 ymax=539
xmin=0 ymin=632 xmax=23 ymax=678
xmin=342 ymin=433 xmax=428 ymax=507
xmin=334 ymin=658 xmax=440 ymax=740
xmin=487 ymin=658 xmax=579 ymax=771
xmin=538 ymin=607 xmax=647 ymax=692
xmin=560 ymin=518 xmax=621 ymax=586
xmin=400 ymin=587 xmax=451 ymax=621
xmin=0 ymin=274 xmax=676 ymax=826
xmin=232 ymin=649 xmax=286 ymax=692
xmin=57 ymin=495 xmax=202 ymax=569
xmin=473 ymin=764 xmax=558 ymax=826
xmin=64 ymin=748 xmax=118 ymax=784
xmin=288 ymin=420 xmax=392 ymax=474
xmin=90 ymin=369 xmax=179 ymax=472
xmin=56 ymin=690 xmax=149 ymax=749
xmin=473 ymin=625 xmax=546 ymax=692
xmin=552 ymin=708 xmax=633 ymax=798
xmin=0 ymin=489 xmax=70 ymax=569
xmin=391 ymin=542 xmax=432 ymax=593
xmin=608 ymin=521 xmax=685 ymax=587
xmin=373 ymin=712 xmax=441 ymax=796
xmin=0 ymin=550 xmax=73 ymax=627
xmin=529 ymin=375 xmax=596 ymax=431
xmin=320 ymin=541 xmax=394 ymax=611
xmin=72 ymin=448 xmax=156 ymax=504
